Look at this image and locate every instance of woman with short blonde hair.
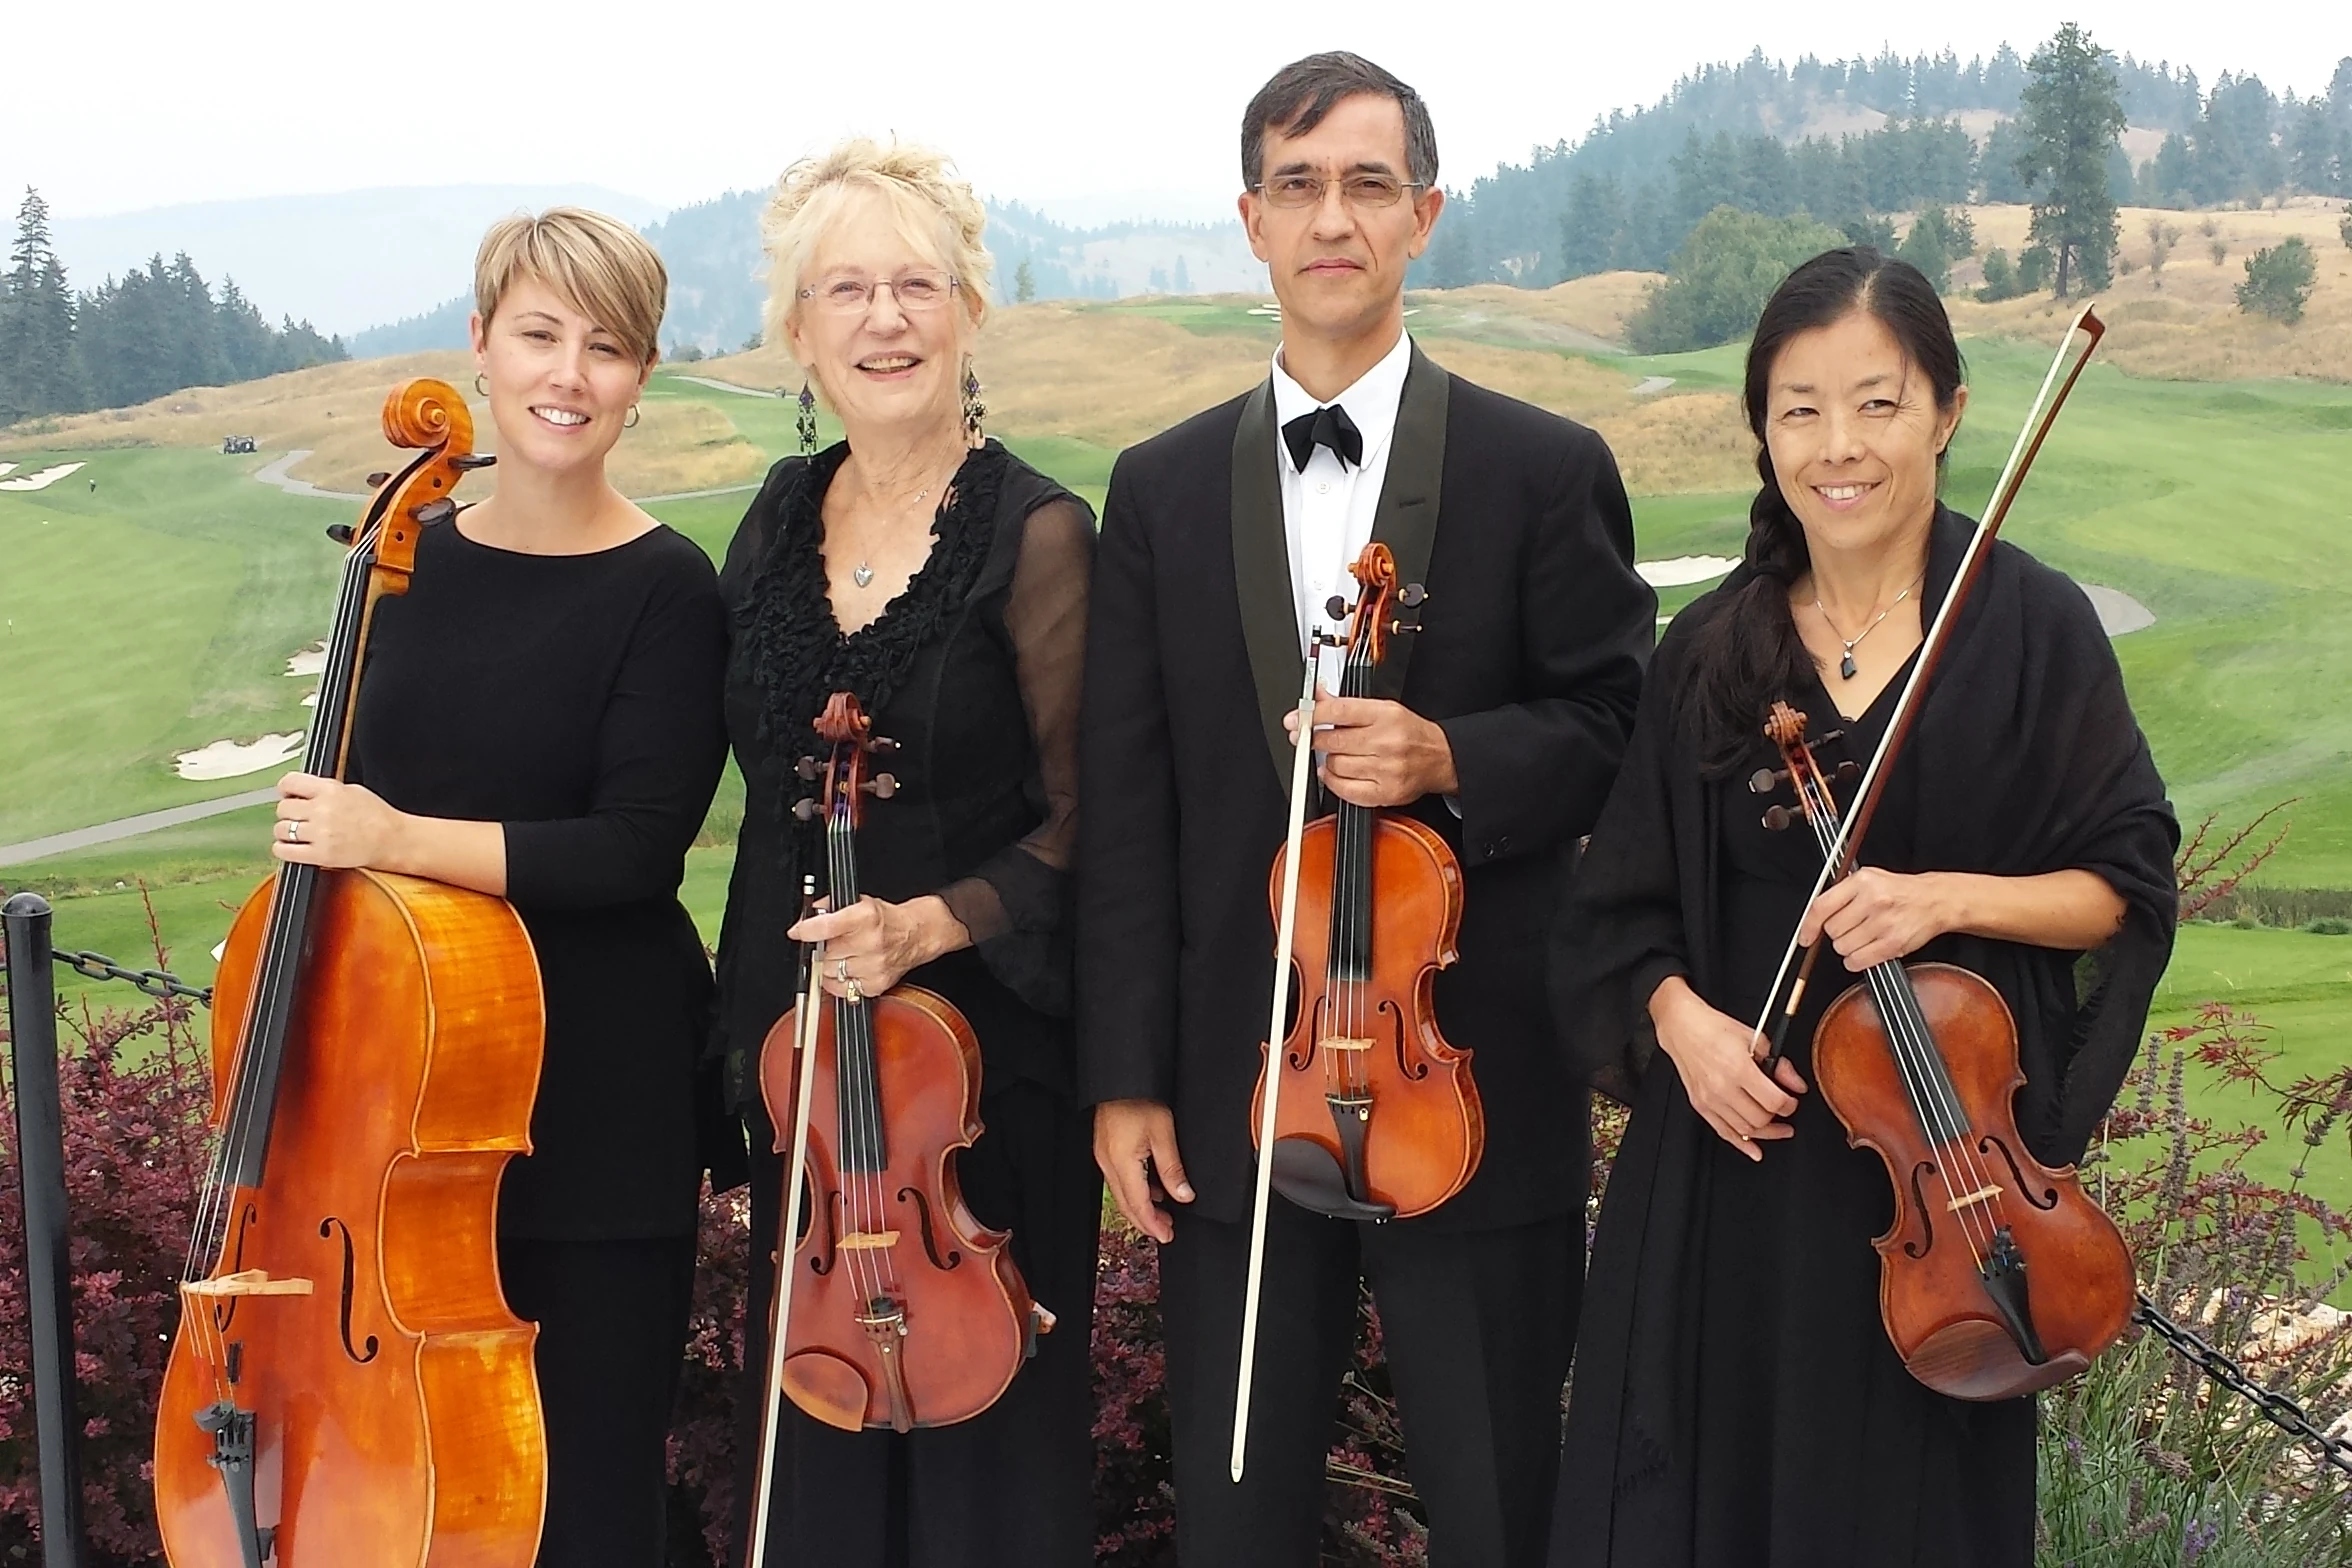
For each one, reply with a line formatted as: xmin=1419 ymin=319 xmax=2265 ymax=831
xmin=272 ymin=205 xmax=728 ymax=1566
xmin=711 ymin=140 xmax=1098 ymax=1567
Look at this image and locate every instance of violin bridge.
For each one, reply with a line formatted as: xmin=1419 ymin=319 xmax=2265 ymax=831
xmin=1320 ymin=1035 xmax=1374 ymax=1053
xmin=1945 ymin=1183 xmax=2004 ymax=1214
xmin=183 ymin=1270 xmax=315 ymax=1299
xmin=835 ymin=1230 xmax=901 ymax=1251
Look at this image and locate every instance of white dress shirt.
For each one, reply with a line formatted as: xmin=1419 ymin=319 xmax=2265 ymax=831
xmin=1270 ymin=329 xmax=1412 ymax=690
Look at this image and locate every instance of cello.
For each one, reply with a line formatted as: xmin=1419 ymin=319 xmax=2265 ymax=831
xmin=154 ymin=380 xmax=547 ymax=1567
xmin=1745 ymin=306 xmax=2136 ymax=1401
xmin=1229 ymin=542 xmax=1483 ymax=1477
xmin=745 ymin=692 xmax=1047 ymax=1478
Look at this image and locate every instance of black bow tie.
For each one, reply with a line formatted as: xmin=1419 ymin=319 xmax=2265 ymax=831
xmin=1282 ymin=402 xmax=1364 ymax=471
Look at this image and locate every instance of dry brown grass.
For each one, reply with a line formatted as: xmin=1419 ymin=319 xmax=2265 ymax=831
xmin=1947 ymin=199 xmax=2352 ymax=382
xmin=0 ymin=350 xmax=769 ymax=497
xmin=1593 ymin=393 xmax=1754 ymax=495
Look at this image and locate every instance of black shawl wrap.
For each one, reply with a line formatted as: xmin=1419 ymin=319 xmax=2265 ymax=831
xmin=1551 ymin=506 xmax=2177 ymax=1533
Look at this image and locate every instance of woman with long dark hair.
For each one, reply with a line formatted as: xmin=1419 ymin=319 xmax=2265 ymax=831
xmin=1547 ymin=249 xmax=2178 ymax=1565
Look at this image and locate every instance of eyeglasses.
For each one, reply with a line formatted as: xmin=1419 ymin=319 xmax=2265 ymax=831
xmin=798 ymin=269 xmax=962 ymax=314
xmin=1252 ymin=173 xmax=1427 ymax=210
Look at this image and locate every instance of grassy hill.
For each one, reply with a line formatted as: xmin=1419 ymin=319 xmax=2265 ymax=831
xmin=5 ymin=272 xmax=2349 ymax=1230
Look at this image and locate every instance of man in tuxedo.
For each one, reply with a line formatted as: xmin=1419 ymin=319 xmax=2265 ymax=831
xmin=1076 ymin=51 xmax=1656 ymax=1567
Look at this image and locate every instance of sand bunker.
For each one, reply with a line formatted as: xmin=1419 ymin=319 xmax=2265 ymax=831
xmin=1637 ymin=555 xmax=1738 ymax=588
xmin=2080 ymin=584 xmax=2155 ymax=636
xmin=175 ymin=733 xmax=306 ymax=781
xmin=285 ymin=642 xmax=327 ymax=677
xmin=0 ymin=462 xmax=86 ymax=492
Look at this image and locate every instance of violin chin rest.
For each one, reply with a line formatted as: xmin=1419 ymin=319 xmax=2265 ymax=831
xmin=783 ymin=1349 xmax=871 ymax=1431
xmin=1270 ymin=1137 xmax=1397 ymax=1223
xmin=1908 ymin=1318 xmax=2093 ymax=1401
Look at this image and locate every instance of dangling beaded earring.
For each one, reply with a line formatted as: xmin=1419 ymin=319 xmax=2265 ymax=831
xmin=962 ymin=361 xmax=987 ymax=449
xmin=795 ymin=379 xmax=819 ymax=459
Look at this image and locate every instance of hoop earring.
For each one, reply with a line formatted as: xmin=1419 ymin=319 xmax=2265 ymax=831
xmin=623 ymin=404 xmax=641 ymax=430
xmin=796 ymin=380 xmax=819 ymax=458
xmin=962 ymin=362 xmax=986 ymax=448
xmin=474 ymin=372 xmax=488 ymax=397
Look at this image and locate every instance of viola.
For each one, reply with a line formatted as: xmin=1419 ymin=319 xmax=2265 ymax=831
xmin=1756 ymin=701 xmax=2134 ymax=1400
xmin=749 ymin=692 xmax=1048 ymax=1457
xmin=1229 ymin=542 xmax=1482 ymax=1478
xmin=155 ymin=380 xmax=547 ymax=1566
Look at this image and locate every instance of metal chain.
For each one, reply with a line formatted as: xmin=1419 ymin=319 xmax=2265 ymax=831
xmin=2136 ymin=1292 xmax=2352 ymax=1477
xmin=44 ymin=948 xmax=214 ymax=1007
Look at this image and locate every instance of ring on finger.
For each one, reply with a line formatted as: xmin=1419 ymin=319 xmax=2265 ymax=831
xmin=834 ymin=958 xmax=851 ymax=982
xmin=842 ymin=978 xmax=865 ymax=1003
xmin=284 ymin=820 xmax=302 ymax=844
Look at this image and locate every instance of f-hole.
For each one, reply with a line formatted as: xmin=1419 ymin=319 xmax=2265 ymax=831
xmin=809 ymin=1190 xmax=840 ymax=1277
xmin=1383 ymin=998 xmax=1425 ymax=1081
xmin=897 ymin=1186 xmax=962 ymax=1271
xmin=318 ymin=1217 xmax=379 ymax=1364
xmin=217 ymin=1202 xmax=261 ymax=1335
xmin=1288 ymin=983 xmax=1319 ymax=1072
xmin=1903 ymin=1161 xmax=1940 ymax=1259
xmin=1979 ymin=1133 xmax=2060 ymax=1210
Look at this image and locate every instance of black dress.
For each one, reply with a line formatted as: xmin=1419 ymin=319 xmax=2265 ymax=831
xmin=1549 ymin=510 xmax=2178 ymax=1568
xmin=352 ymin=516 xmax=729 ymax=1568
xmin=712 ymin=440 xmax=1100 ymax=1568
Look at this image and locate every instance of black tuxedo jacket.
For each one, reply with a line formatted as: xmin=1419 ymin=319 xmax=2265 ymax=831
xmin=1075 ymin=343 xmax=1655 ymax=1230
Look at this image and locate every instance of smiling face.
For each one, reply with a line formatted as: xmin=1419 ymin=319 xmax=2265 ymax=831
xmin=785 ymin=188 xmax=976 ymax=446
xmin=1240 ymin=91 xmax=1442 ymax=350
xmin=1762 ymin=308 xmax=1967 ymax=560
xmin=470 ymin=274 xmax=651 ymax=478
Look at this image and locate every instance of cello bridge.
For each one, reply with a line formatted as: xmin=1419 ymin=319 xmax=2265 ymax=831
xmin=1945 ymin=1184 xmax=2004 ymax=1214
xmin=1320 ymin=1035 xmax=1374 ymax=1053
xmin=836 ymin=1230 xmax=900 ymax=1251
xmin=183 ymin=1270 xmax=315 ymax=1299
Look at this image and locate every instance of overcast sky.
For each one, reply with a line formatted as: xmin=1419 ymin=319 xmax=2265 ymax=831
xmin=3 ymin=2 xmax=2336 ymax=224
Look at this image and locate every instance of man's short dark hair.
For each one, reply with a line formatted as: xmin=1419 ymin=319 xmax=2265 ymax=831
xmin=1241 ymin=52 xmax=1439 ymax=190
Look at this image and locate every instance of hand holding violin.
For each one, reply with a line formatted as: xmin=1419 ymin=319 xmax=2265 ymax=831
xmin=1647 ymin=975 xmax=1808 ymax=1162
xmin=788 ymin=893 xmax=970 ymax=999
xmin=1283 ymin=687 xmax=1457 ymax=808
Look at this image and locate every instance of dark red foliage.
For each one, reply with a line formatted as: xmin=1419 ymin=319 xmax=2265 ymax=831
xmin=2 ymin=911 xmax=213 ymax=1564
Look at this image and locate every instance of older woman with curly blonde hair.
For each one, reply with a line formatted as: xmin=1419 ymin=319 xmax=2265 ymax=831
xmin=710 ymin=140 xmax=1098 ymax=1567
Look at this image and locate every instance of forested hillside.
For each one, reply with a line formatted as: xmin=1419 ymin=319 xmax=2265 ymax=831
xmin=0 ymin=190 xmax=345 ymax=425
xmin=1418 ymin=46 xmax=2352 ymax=287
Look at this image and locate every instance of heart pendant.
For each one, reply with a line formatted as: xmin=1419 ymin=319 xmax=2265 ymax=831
xmin=853 ymin=563 xmax=874 ymax=589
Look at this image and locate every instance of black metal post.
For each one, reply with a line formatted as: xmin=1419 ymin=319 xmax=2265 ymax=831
xmin=3 ymin=891 xmax=87 ymax=1568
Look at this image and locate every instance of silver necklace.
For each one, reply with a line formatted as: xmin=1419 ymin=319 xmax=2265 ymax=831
xmin=1814 ymin=579 xmax=1917 ymax=679
xmin=850 ymin=464 xmax=954 ymax=589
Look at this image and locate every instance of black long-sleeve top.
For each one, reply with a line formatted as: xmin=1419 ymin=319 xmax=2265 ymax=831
xmin=710 ymin=442 xmax=1093 ymax=1115
xmin=352 ymin=517 xmax=729 ymax=1239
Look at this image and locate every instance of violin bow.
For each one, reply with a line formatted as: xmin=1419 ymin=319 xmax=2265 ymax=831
xmin=1230 ymin=647 xmax=1324 ymax=1482
xmin=747 ymin=875 xmax=826 ymax=1568
xmin=1749 ymin=303 xmax=2106 ymax=1052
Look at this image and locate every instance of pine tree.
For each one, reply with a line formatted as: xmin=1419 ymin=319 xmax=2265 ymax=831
xmin=2016 ymin=23 xmax=2125 ymax=297
xmin=1014 ymin=258 xmax=1036 ymax=304
xmin=0 ymin=187 xmax=83 ymax=422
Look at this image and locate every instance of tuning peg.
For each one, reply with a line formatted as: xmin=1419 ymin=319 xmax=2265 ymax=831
xmin=1398 ymin=583 xmax=1427 ymax=608
xmin=414 ymin=497 xmax=457 ymax=526
xmin=325 ymin=523 xmax=355 ymax=546
xmin=862 ymin=773 xmax=898 ymax=799
xmin=1325 ymin=594 xmax=1351 ymax=621
xmin=794 ymin=756 xmax=822 ymax=780
xmin=365 ymin=470 xmax=391 ymax=489
xmin=792 ymin=798 xmax=821 ymax=821
xmin=1762 ymin=804 xmax=1796 ymax=831
xmin=868 ymin=735 xmax=901 ymax=754
xmin=451 ymin=453 xmax=498 ymax=471
xmin=1834 ymin=760 xmax=1861 ymax=785
xmin=1386 ymin=618 xmax=1423 ymax=635
xmin=1748 ymin=767 xmax=1787 ymax=795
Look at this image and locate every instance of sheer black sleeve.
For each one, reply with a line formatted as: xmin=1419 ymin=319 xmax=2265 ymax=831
xmin=934 ymin=496 xmax=1095 ymax=1013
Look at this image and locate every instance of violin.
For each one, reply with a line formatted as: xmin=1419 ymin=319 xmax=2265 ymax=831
xmin=1757 ymin=703 xmax=2134 ymax=1399
xmin=155 ymin=380 xmax=547 ymax=1566
xmin=749 ymin=692 xmax=1047 ymax=1458
xmin=1743 ymin=306 xmax=2135 ymax=1401
xmin=1230 ymin=542 xmax=1482 ymax=1477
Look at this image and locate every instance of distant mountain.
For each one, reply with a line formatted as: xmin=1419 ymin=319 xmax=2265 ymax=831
xmin=54 ymin=185 xmax=664 ymax=337
xmin=350 ymin=195 xmax=1266 ymax=358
